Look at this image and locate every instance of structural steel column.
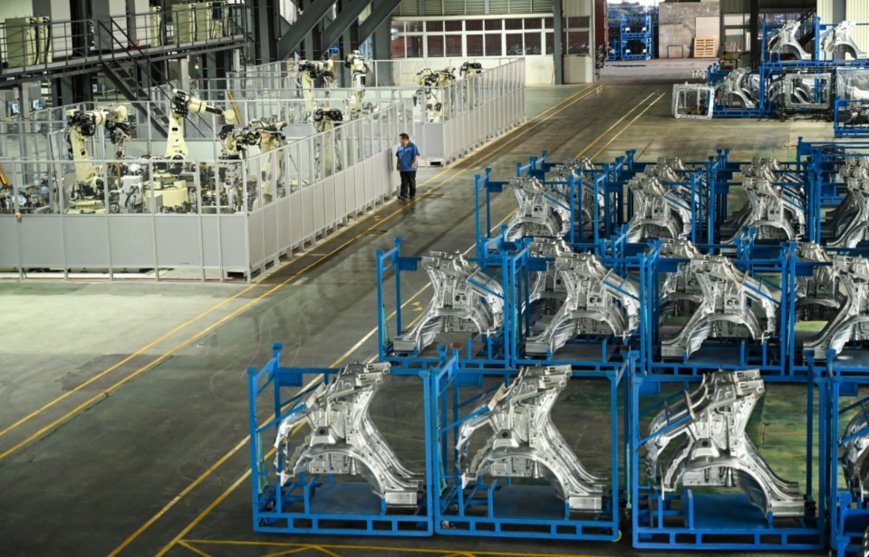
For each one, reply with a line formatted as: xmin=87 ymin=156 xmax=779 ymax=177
xmin=554 ymin=0 xmax=564 ymax=85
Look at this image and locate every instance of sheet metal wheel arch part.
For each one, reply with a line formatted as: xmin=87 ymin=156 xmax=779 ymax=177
xmin=393 ymin=251 xmax=504 ymax=353
xmin=455 ymin=364 xmax=606 ymax=512
xmin=721 ymin=158 xmax=806 ymax=243
xmin=273 ymin=362 xmax=423 ymax=508
xmin=658 ymin=240 xmax=778 ymax=359
xmin=524 ymin=251 xmax=640 ymax=356
xmin=503 ymin=176 xmax=571 ymax=242
xmin=642 ymin=369 xmax=804 ymax=518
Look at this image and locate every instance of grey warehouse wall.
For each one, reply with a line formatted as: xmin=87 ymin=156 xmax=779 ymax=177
xmin=658 ymin=1 xmax=721 ymax=59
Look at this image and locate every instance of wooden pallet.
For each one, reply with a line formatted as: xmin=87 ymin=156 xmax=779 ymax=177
xmin=693 ymin=37 xmax=717 ymax=58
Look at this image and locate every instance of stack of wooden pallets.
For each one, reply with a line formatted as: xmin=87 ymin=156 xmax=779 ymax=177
xmin=693 ymin=36 xmax=717 ymax=58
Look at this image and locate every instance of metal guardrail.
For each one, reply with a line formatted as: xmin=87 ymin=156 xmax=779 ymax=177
xmin=0 ymin=3 xmax=250 ymax=80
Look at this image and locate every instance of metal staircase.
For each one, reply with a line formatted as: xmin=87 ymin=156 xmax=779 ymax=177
xmin=98 ymin=19 xmax=213 ymax=140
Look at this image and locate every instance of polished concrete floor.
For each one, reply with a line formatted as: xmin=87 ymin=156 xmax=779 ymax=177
xmin=0 ymin=65 xmax=837 ymax=557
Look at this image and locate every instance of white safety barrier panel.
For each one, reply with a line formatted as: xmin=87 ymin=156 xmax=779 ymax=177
xmin=210 ymin=58 xmax=527 ymax=166
xmin=0 ymin=100 xmax=408 ymax=281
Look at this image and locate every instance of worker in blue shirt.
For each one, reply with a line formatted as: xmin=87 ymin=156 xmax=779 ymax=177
xmin=396 ymin=133 xmax=420 ymax=201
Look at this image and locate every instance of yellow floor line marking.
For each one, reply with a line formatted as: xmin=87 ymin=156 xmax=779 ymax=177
xmin=260 ymin=546 xmax=316 ymax=557
xmin=590 ymin=93 xmax=666 ymax=160
xmin=182 ymin=539 xmax=603 ymax=557
xmin=177 ymin=539 xmax=215 ymax=557
xmin=112 ymin=209 xmax=517 ymax=557
xmin=0 ymin=284 xmax=255 ymax=439
xmin=307 ymin=546 xmax=343 ymax=557
xmin=2 ymin=83 xmax=598 ymax=456
xmin=575 ymin=91 xmax=657 ymax=159
xmin=155 ymin=470 xmax=252 ymax=556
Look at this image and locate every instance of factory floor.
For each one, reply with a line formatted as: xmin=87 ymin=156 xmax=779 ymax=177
xmin=0 ymin=63 xmax=837 ymax=557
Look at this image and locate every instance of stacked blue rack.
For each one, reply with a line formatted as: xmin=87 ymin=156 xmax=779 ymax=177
xmin=608 ymin=5 xmax=657 ymax=61
xmin=249 ymin=139 xmax=869 ymax=555
xmin=706 ymin=16 xmax=869 ymax=131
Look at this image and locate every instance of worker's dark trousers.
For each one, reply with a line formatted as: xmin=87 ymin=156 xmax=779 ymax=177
xmin=400 ymin=171 xmax=417 ymax=198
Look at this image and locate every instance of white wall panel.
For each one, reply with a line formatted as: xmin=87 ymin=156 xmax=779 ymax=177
xmin=846 ymin=0 xmax=869 ymax=54
xmin=817 ymin=0 xmax=833 ymax=25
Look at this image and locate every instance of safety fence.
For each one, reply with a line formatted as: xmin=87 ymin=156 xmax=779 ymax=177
xmin=0 ymin=99 xmax=409 ymax=280
xmin=207 ymin=58 xmax=526 ymax=165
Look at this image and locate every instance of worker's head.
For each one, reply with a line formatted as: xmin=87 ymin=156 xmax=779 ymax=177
xmin=399 ymin=133 xmax=410 ymax=146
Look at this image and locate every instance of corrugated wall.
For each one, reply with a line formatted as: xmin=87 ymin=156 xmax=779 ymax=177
xmin=816 ymin=0 xmax=833 ymax=23
xmin=846 ymin=0 xmax=869 ymax=54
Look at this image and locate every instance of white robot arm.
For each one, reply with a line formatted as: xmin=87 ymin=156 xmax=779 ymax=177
xmin=65 ymin=106 xmax=131 ymax=213
xmin=166 ymin=89 xmax=233 ymax=159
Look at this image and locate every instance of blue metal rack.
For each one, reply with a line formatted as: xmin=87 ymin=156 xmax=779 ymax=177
xmin=834 ymin=98 xmax=869 ymax=137
xmin=708 ymin=17 xmax=869 ymax=121
xmin=376 ymin=237 xmax=525 ymax=368
xmin=762 ymin=18 xmax=869 ymax=69
xmin=512 ymin=233 xmax=649 ymax=371
xmin=247 ymin=344 xmax=434 ymax=536
xmin=642 ymin=239 xmax=794 ymax=377
xmin=473 ymin=151 xmax=632 ymax=252
xmin=797 ymin=138 xmax=869 ymax=244
xmin=630 ymin=372 xmax=827 ymax=551
xmin=432 ymin=352 xmax=635 ymax=540
xmin=823 ymin=357 xmax=869 ymax=556
xmin=608 ymin=7 xmax=657 ymax=61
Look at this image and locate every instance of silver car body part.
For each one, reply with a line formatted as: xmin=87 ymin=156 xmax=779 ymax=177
xmin=672 ymin=83 xmax=715 ymax=119
xmin=626 ymin=175 xmax=695 ymax=243
xmin=784 ymin=72 xmax=833 ymax=111
xmin=525 ymin=252 xmax=640 ymax=355
xmin=822 ymin=21 xmax=869 ymax=60
xmin=841 ymin=402 xmax=869 ymax=500
xmin=721 ymin=159 xmax=806 ymax=242
xmin=504 ymin=176 xmax=571 ymax=241
xmin=393 ymin=251 xmax=504 ymax=353
xmin=527 ymin=237 xmax=573 ymax=313
xmin=824 ymin=163 xmax=869 ymax=248
xmin=659 ymin=251 xmax=779 ymax=359
xmin=804 ymin=254 xmax=869 ymax=358
xmin=643 ymin=369 xmax=804 ymax=517
xmin=794 ymin=242 xmax=843 ymax=323
xmin=549 ymin=158 xmax=605 ymax=234
xmin=456 ymin=365 xmax=606 ymax=511
xmin=715 ymin=68 xmax=758 ymax=109
xmin=768 ymin=20 xmax=813 ymax=61
xmin=274 ymin=363 xmax=423 ymax=508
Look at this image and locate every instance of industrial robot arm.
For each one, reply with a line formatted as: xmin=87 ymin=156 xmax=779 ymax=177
xmin=297 ymin=59 xmax=336 ymax=116
xmin=345 ymin=50 xmax=373 ymax=117
xmin=65 ymin=105 xmax=131 ymax=213
xmin=166 ymin=89 xmax=233 ymax=159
